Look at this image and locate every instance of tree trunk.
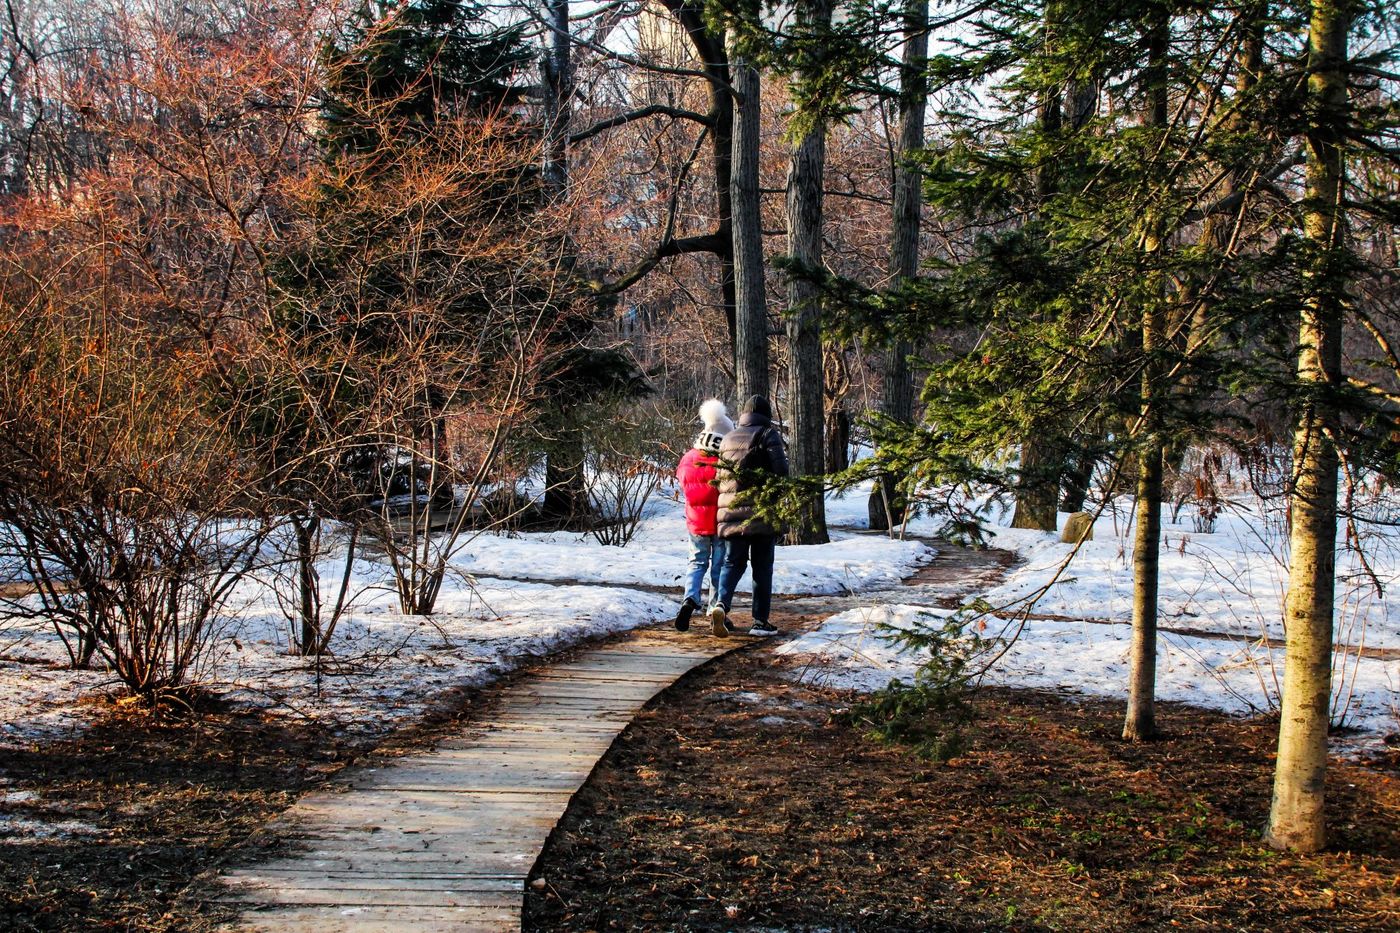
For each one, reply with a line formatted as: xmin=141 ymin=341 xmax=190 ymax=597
xmin=1266 ymin=0 xmax=1350 ymax=855
xmin=1010 ymin=4 xmax=1067 ymax=534
xmin=292 ymin=511 xmax=321 ymax=656
xmin=543 ymin=439 xmax=588 ymax=525
xmin=539 ymin=2 xmax=597 ymax=526
xmin=826 ymin=405 xmax=850 ymax=473
xmin=785 ymin=0 xmax=832 ymax=544
xmin=730 ymin=39 xmax=768 ymax=400
xmin=541 ymin=0 xmax=570 ymax=198
xmin=1011 ymin=435 xmax=1061 ymax=530
xmin=868 ymin=0 xmax=926 ymax=531
xmin=1122 ymin=11 xmax=1170 ymax=742
xmin=1059 ymin=444 xmax=1097 ymax=513
xmin=1123 ymin=440 xmax=1163 ymax=741
xmin=658 ymin=2 xmax=738 ymax=348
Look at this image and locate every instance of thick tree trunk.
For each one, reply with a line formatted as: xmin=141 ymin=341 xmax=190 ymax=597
xmin=730 ymin=40 xmax=768 ymax=400
xmin=543 ymin=441 xmax=588 ymax=525
xmin=785 ymin=0 xmax=832 ymax=544
xmin=868 ymin=0 xmax=927 ymax=531
xmin=659 ymin=2 xmax=737 ymax=347
xmin=1266 ymin=0 xmax=1350 ymax=855
xmin=1011 ymin=435 xmax=1061 ymax=530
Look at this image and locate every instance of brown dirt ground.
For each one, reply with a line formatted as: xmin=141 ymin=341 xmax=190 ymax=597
xmin=3 ymin=543 xmax=1397 ymax=932
xmin=523 ymin=642 xmax=1400 ymax=933
xmin=0 ymin=698 xmax=333 ymax=931
xmin=0 ymin=677 xmax=510 ymax=931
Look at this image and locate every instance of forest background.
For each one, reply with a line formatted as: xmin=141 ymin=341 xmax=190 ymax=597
xmin=0 ymin=0 xmax=1396 ymax=870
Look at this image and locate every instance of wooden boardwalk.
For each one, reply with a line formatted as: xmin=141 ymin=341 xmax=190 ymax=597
xmin=221 ymin=628 xmax=738 ymax=932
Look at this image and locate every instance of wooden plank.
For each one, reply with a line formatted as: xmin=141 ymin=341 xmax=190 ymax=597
xmin=223 ymin=626 xmax=738 ymax=931
xmin=531 ymin=669 xmax=675 ymax=683
xmin=237 ymin=904 xmax=518 ymax=933
xmin=226 ymin=874 xmax=522 ymax=895
xmin=234 ymin=864 xmax=525 ymax=881
xmin=247 ymin=847 xmax=539 ymax=873
xmin=237 ymin=890 xmax=517 ymax=909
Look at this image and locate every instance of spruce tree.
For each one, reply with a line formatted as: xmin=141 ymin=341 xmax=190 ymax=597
xmin=827 ymin=0 xmax=1296 ymax=740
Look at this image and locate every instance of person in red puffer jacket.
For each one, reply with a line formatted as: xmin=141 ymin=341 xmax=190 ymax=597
xmin=673 ymin=399 xmax=733 ymax=632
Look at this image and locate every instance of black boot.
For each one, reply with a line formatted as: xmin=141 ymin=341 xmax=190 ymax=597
xmin=674 ymin=597 xmax=700 ymax=631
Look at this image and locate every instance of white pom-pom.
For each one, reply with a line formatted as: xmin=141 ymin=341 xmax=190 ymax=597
xmin=698 ymin=398 xmax=729 ymax=429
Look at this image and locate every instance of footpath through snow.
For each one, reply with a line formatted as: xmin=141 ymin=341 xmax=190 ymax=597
xmin=3 ymin=480 xmax=1397 ymax=767
xmin=0 ymin=488 xmax=932 ymax=752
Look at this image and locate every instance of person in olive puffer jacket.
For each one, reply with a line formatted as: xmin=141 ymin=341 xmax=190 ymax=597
xmin=672 ymin=400 xmax=733 ymax=631
xmin=709 ymin=394 xmax=788 ymax=637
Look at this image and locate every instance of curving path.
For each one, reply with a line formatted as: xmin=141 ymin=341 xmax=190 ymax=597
xmin=218 ymin=534 xmax=1014 ymax=932
xmin=219 ymin=627 xmax=744 ymax=932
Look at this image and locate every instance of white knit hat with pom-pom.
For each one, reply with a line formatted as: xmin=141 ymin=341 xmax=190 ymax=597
xmin=694 ymin=399 xmax=734 ymax=453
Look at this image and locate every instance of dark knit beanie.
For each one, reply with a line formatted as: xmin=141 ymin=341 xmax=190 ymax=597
xmin=741 ymin=394 xmax=772 ymax=419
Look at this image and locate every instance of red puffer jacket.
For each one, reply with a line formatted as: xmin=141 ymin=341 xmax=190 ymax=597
xmin=676 ymin=447 xmax=721 ymax=536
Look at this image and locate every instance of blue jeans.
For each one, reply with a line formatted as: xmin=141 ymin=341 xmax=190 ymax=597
xmin=717 ymin=535 xmax=776 ymax=623
xmin=685 ymin=534 xmax=727 ymax=606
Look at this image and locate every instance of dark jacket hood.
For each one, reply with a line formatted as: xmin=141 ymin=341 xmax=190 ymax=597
xmin=740 ymin=394 xmax=772 ymax=419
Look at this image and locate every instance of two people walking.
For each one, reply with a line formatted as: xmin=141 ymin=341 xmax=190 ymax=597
xmin=674 ymin=395 xmax=788 ymax=638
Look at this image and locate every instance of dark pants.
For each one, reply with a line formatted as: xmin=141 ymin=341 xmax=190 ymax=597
xmin=717 ymin=535 xmax=776 ymax=624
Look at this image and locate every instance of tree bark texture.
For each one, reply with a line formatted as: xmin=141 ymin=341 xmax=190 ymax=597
xmin=1010 ymin=435 xmax=1061 ymax=531
xmin=1059 ymin=445 xmax=1097 ymax=513
xmin=729 ymin=42 xmax=768 ymax=400
xmin=542 ymin=0 xmax=571 ymax=198
xmin=1123 ymin=442 xmax=1163 ymax=740
xmin=1266 ymin=0 xmax=1350 ymax=855
xmin=868 ymin=0 xmax=927 ymax=531
xmin=826 ymin=406 xmax=850 ymax=472
xmin=1122 ymin=13 xmax=1170 ymax=743
xmin=784 ymin=0 xmax=832 ymax=544
xmin=293 ymin=512 xmax=320 ymax=656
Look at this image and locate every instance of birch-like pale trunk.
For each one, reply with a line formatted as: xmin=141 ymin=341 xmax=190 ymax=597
xmin=1123 ymin=12 xmax=1170 ymax=742
xmin=1266 ymin=0 xmax=1350 ymax=854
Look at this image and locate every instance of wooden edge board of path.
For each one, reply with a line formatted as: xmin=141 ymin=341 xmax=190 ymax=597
xmin=219 ymin=627 xmax=744 ymax=932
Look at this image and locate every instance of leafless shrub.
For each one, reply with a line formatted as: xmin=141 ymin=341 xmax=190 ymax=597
xmin=582 ymin=400 xmax=684 ymax=547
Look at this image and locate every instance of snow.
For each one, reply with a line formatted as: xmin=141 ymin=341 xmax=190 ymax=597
xmin=779 ymin=491 xmax=1400 ymax=752
xmin=778 ymin=603 xmax=1398 ymax=738
xmin=0 ymin=495 xmax=932 ymax=751
xmin=451 ymin=508 xmax=930 ymax=596
xmin=3 ymin=477 xmax=1397 ymax=771
xmin=981 ymin=502 xmax=1400 ymax=647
